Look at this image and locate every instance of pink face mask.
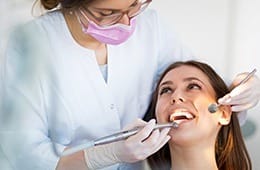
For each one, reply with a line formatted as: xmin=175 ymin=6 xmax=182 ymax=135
xmin=77 ymin=12 xmax=137 ymax=45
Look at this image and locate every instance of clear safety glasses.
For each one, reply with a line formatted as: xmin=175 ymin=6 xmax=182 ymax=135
xmin=80 ymin=0 xmax=152 ymax=26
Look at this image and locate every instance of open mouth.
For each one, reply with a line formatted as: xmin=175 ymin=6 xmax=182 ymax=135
xmin=169 ymin=111 xmax=195 ymax=124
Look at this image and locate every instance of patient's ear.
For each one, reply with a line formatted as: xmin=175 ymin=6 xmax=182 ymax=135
xmin=218 ymin=105 xmax=232 ymax=125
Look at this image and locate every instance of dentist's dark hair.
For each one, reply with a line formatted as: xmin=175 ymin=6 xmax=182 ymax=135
xmin=39 ymin=0 xmax=94 ymax=10
xmin=143 ymin=60 xmax=251 ymax=170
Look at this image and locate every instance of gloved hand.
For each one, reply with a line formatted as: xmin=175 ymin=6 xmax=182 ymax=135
xmin=84 ymin=119 xmax=170 ymax=169
xmin=218 ymin=72 xmax=260 ymax=112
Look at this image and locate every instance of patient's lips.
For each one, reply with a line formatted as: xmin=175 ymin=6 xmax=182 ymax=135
xmin=169 ymin=109 xmax=195 ymax=124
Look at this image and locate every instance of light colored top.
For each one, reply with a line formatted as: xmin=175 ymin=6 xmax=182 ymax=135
xmin=99 ymin=64 xmax=108 ymax=82
xmin=0 ymin=9 xmax=193 ymax=170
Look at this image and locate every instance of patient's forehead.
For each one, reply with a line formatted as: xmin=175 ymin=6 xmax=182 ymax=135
xmin=162 ymin=65 xmax=210 ymax=84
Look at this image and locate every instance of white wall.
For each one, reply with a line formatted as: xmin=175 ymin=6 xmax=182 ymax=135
xmin=230 ymin=0 xmax=260 ymax=75
xmin=1 ymin=0 xmax=259 ymax=169
xmin=150 ymin=0 xmax=230 ymax=76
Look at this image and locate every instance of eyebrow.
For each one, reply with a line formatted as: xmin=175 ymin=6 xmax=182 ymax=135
xmin=159 ymin=81 xmax=173 ymax=87
xmin=92 ymin=0 xmax=139 ymax=11
xmin=159 ymin=77 xmax=206 ymax=87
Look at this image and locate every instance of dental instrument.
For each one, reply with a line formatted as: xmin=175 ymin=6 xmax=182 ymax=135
xmin=60 ymin=121 xmax=178 ymax=157
xmin=208 ymin=68 xmax=257 ymax=113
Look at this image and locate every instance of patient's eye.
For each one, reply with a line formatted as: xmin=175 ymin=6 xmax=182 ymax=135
xmin=159 ymin=86 xmax=173 ymax=95
xmin=187 ymin=83 xmax=201 ymax=90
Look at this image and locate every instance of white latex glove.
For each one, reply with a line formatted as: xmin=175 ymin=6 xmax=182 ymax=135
xmin=218 ymin=72 xmax=260 ymax=112
xmin=84 ymin=119 xmax=170 ymax=169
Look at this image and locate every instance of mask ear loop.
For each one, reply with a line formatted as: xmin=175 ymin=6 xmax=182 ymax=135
xmin=75 ymin=8 xmax=90 ymax=28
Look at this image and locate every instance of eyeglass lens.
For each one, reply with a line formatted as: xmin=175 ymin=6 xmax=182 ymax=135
xmin=85 ymin=0 xmax=152 ymax=26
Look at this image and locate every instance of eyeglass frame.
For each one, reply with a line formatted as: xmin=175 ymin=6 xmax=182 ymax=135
xmin=79 ymin=0 xmax=152 ymax=26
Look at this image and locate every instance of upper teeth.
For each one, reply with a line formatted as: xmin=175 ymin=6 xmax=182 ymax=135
xmin=170 ymin=112 xmax=194 ymax=121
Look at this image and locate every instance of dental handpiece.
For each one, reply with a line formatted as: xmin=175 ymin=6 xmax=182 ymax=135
xmin=208 ymin=68 xmax=257 ymax=113
xmin=94 ymin=121 xmax=179 ymax=145
xmin=61 ymin=122 xmax=178 ymax=157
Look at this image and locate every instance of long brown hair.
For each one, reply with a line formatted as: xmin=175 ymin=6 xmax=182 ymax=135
xmin=144 ymin=60 xmax=252 ymax=170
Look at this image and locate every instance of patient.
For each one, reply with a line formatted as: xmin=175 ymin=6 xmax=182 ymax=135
xmin=144 ymin=60 xmax=252 ymax=170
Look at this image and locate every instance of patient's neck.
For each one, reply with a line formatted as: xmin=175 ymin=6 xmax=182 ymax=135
xmin=169 ymin=142 xmax=218 ymax=170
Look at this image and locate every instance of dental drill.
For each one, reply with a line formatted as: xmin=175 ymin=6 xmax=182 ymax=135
xmin=61 ymin=122 xmax=179 ymax=157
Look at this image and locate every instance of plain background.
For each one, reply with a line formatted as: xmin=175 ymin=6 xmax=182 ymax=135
xmin=1 ymin=0 xmax=259 ymax=169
